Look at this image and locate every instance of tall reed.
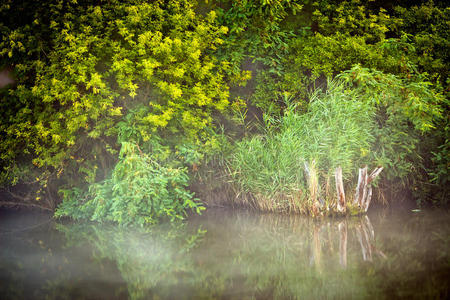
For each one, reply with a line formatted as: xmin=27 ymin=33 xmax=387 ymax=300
xmin=229 ymin=79 xmax=376 ymax=213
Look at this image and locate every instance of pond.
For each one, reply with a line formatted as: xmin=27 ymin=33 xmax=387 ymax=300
xmin=1 ymin=207 xmax=449 ymax=299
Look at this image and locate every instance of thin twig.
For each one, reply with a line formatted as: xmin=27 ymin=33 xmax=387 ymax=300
xmin=6 ymin=190 xmax=32 ymax=202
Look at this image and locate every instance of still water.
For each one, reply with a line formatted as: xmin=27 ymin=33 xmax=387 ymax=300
xmin=0 ymin=207 xmax=449 ymax=299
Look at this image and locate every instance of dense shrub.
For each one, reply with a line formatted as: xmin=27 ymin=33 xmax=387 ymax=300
xmin=251 ymin=0 xmax=449 ymax=114
xmin=55 ymin=142 xmax=204 ymax=226
xmin=239 ymin=0 xmax=449 ymax=206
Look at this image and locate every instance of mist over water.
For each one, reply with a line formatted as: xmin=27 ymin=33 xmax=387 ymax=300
xmin=1 ymin=207 xmax=449 ymax=299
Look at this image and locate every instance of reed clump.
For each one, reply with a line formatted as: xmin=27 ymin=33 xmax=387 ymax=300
xmin=229 ymin=79 xmax=380 ymax=215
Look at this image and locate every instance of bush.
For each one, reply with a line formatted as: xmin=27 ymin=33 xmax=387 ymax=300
xmin=55 ymin=142 xmax=204 ymax=226
xmin=251 ymin=0 xmax=449 ymax=117
xmin=0 ymin=0 xmax=231 ymax=203
xmin=338 ymin=65 xmax=445 ymax=202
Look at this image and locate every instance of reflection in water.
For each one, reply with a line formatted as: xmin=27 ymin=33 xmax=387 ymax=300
xmin=312 ymin=223 xmax=322 ymax=272
xmin=311 ymin=216 xmax=385 ymax=272
xmin=339 ymin=220 xmax=347 ymax=267
xmin=356 ymin=216 xmax=375 ymax=261
xmin=0 ymin=208 xmax=449 ymax=299
xmin=56 ymin=222 xmax=206 ymax=300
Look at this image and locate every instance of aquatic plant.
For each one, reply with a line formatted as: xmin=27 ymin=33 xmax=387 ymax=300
xmin=230 ymin=78 xmax=377 ymax=214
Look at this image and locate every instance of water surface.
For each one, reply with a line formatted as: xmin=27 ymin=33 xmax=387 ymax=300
xmin=1 ymin=207 xmax=449 ymax=299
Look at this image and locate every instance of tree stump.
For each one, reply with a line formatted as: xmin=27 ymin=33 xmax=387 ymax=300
xmin=335 ymin=167 xmax=346 ymax=213
xmin=354 ymin=166 xmax=383 ymax=212
xmin=305 ymin=161 xmax=320 ymax=215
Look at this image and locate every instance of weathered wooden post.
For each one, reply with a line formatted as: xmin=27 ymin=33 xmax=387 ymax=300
xmin=364 ymin=167 xmax=383 ymax=212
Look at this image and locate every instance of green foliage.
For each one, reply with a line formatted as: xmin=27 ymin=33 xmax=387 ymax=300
xmin=0 ymin=0 xmax=448 ymax=213
xmin=214 ymin=0 xmax=306 ymax=115
xmin=250 ymin=0 xmax=401 ymax=111
xmin=338 ymin=65 xmax=446 ymax=200
xmin=216 ymin=0 xmax=303 ymax=71
xmin=279 ymin=8 xmax=403 ymax=103
xmin=240 ymin=0 xmax=449 ymax=205
xmin=393 ymin=1 xmax=450 ymax=86
xmin=252 ymin=0 xmax=449 ymax=112
xmin=0 ymin=0 xmax=231 ymax=189
xmin=338 ymin=65 xmax=443 ymax=133
xmin=55 ymin=142 xmax=204 ymax=226
xmin=0 ymin=0 xmax=236 ymax=216
xmin=428 ymin=125 xmax=450 ymax=204
xmin=301 ymin=0 xmax=449 ymax=86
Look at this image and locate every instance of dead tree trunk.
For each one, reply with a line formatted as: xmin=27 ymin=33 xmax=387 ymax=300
xmin=363 ymin=167 xmax=383 ymax=211
xmin=303 ymin=164 xmax=382 ymax=215
xmin=354 ymin=166 xmax=383 ymax=212
xmin=305 ymin=161 xmax=320 ymax=215
xmin=335 ymin=167 xmax=346 ymax=213
xmin=354 ymin=166 xmax=368 ymax=206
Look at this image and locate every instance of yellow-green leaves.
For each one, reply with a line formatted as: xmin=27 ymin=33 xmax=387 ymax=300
xmin=86 ymin=73 xmax=105 ymax=95
xmin=106 ymin=1 xmax=230 ymax=144
xmin=1 ymin=0 xmax=233 ymax=193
